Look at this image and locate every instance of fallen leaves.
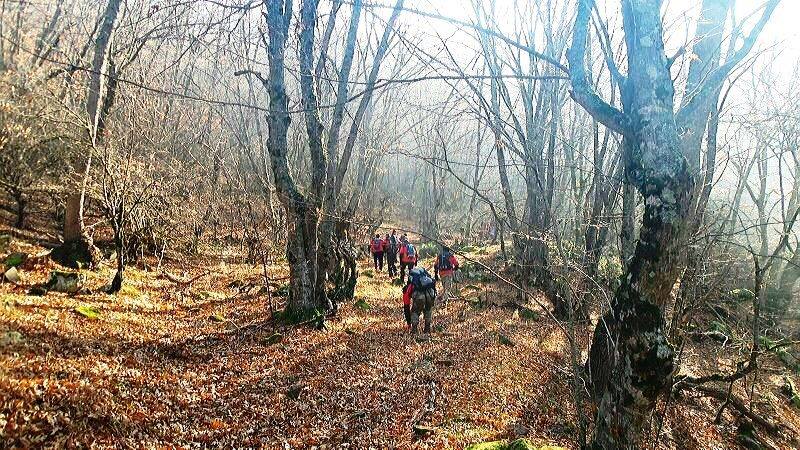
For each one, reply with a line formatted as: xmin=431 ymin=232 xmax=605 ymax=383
xmin=2 ymin=237 xmax=798 ymax=449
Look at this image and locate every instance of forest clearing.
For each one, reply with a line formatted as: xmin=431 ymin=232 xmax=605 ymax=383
xmin=3 ymin=0 xmax=800 ymax=448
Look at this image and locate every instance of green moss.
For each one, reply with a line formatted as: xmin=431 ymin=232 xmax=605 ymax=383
xmin=0 ymin=331 xmax=23 ymax=346
xmin=74 ymin=305 xmax=100 ymax=319
xmin=709 ymin=320 xmax=731 ymax=336
xmin=519 ymin=308 xmax=540 ymax=321
xmin=499 ymin=333 xmax=515 ymax=347
xmin=508 ymin=440 xmax=538 ymax=450
xmin=727 ymin=288 xmax=755 ymax=302
xmin=361 ymin=269 xmax=374 ymax=278
xmin=597 ymin=256 xmax=623 ymax=282
xmin=198 ymin=291 xmax=225 ymax=300
xmin=274 ymin=307 xmax=323 ymax=325
xmin=5 ymin=252 xmax=27 ymax=269
xmin=354 ymin=299 xmax=371 ymax=310
xmin=776 ymin=348 xmax=799 ymax=373
xmin=465 ymin=439 xmax=559 ymax=450
xmin=262 ymin=333 xmax=283 ymax=345
xmin=760 ymin=337 xmax=800 ymax=372
xmin=466 ymin=441 xmax=507 ymax=450
xmin=119 ymin=284 xmax=141 ymax=297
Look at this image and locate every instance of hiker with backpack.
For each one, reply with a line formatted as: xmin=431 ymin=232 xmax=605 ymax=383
xmin=398 ymin=235 xmax=418 ymax=280
xmin=434 ymin=245 xmax=460 ymax=305
xmin=369 ymin=234 xmax=385 ymax=272
xmin=385 ymin=230 xmax=398 ymax=277
xmin=406 ymin=267 xmax=436 ymax=334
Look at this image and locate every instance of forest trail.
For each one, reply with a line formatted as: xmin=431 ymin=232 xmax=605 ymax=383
xmin=0 ymin=236 xmax=576 ymax=448
xmin=1 ymin=232 xmax=799 ymax=448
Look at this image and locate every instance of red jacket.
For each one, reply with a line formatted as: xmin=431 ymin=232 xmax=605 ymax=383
xmin=399 ymin=243 xmax=418 ymax=264
xmin=434 ymin=253 xmax=459 ymax=277
xmin=370 ymin=238 xmax=384 ymax=253
xmin=402 ymin=283 xmax=413 ymax=306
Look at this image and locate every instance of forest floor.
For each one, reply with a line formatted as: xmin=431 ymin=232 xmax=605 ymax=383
xmin=1 ymin=226 xmax=800 ymax=449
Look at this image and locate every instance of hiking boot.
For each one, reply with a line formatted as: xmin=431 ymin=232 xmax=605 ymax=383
xmin=411 ymin=323 xmax=418 ymax=334
xmin=423 ymin=319 xmax=431 ymax=334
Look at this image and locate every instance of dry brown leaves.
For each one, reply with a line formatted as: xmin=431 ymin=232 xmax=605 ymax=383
xmin=1 ymin=237 xmax=799 ymax=449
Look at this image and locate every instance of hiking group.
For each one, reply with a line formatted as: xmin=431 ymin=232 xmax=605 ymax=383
xmin=368 ymin=230 xmax=459 ymax=334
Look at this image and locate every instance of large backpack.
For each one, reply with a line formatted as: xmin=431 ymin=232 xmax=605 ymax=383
xmin=438 ymin=252 xmax=454 ymax=271
xmin=371 ymin=238 xmax=383 ymax=252
xmin=406 ymin=243 xmax=416 ymax=258
xmin=409 ymin=267 xmax=434 ymax=291
xmin=389 ymin=235 xmax=398 ymax=252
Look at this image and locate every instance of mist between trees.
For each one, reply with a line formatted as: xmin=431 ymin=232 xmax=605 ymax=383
xmin=1 ymin=0 xmax=799 ymax=448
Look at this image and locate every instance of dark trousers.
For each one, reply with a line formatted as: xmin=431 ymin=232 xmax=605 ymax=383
xmin=372 ymin=252 xmax=384 ymax=271
xmin=387 ymin=252 xmax=398 ymax=277
xmin=403 ymin=304 xmax=412 ymax=326
xmin=399 ymin=261 xmax=415 ymax=280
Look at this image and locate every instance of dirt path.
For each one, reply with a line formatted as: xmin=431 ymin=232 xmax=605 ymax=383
xmin=0 ymin=246 xmax=581 ymax=448
xmin=4 ymin=245 xmax=782 ymax=448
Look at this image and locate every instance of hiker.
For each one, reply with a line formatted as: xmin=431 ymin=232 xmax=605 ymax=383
xmin=398 ymin=235 xmax=418 ymax=280
xmin=369 ymin=234 xmax=384 ymax=271
xmin=385 ymin=231 xmax=398 ymax=277
xmin=434 ymin=245 xmax=460 ymax=304
xmin=407 ymin=267 xmax=436 ymax=334
xmin=401 ymin=277 xmax=413 ymax=331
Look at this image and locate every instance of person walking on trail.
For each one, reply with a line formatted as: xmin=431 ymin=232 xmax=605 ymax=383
xmin=434 ymin=245 xmax=460 ymax=305
xmin=407 ymin=267 xmax=436 ymax=334
xmin=369 ymin=234 xmax=385 ymax=271
xmin=385 ymin=231 xmax=398 ymax=277
xmin=398 ymin=235 xmax=418 ymax=280
xmin=401 ymin=277 xmax=413 ymax=331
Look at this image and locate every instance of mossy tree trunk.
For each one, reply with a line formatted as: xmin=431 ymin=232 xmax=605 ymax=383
xmin=568 ymin=0 xmax=778 ymax=447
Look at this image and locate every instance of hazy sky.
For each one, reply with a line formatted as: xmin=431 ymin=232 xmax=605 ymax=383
xmin=401 ymin=0 xmax=800 ymax=68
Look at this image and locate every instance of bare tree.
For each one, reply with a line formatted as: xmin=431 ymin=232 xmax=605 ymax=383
xmin=567 ymin=0 xmax=779 ymax=446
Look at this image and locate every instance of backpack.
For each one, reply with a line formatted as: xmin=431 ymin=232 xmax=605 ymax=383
xmin=409 ymin=267 xmax=434 ymax=291
xmin=371 ymin=238 xmax=383 ymax=252
xmin=389 ymin=235 xmax=398 ymax=252
xmin=406 ymin=243 xmax=416 ymax=258
xmin=438 ymin=252 xmax=453 ymax=271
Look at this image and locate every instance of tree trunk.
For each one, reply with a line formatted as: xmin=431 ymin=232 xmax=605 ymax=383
xmin=568 ymin=1 xmax=698 ymax=447
xmin=13 ymin=190 xmax=26 ymax=229
xmin=108 ymin=219 xmax=124 ymax=294
xmin=263 ymin=0 xmax=319 ymax=319
xmin=620 ymin=179 xmax=636 ymax=269
xmin=60 ymin=0 xmax=121 ymax=266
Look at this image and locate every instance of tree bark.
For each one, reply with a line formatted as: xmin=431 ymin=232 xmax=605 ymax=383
xmin=263 ymin=0 xmax=318 ymax=318
xmin=60 ymin=0 xmax=121 ymax=264
xmin=12 ymin=189 xmax=27 ymax=229
xmin=569 ymin=0 xmax=695 ymax=447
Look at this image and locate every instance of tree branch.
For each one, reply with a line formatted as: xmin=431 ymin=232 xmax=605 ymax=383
xmin=566 ymin=0 xmax=630 ymax=137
